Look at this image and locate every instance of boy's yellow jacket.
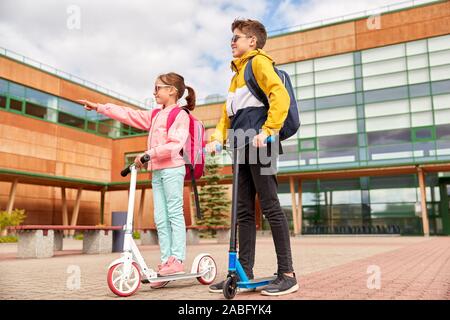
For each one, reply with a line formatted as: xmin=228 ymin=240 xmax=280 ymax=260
xmin=210 ymin=49 xmax=290 ymax=144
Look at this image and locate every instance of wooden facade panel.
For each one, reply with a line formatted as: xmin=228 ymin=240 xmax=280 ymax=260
xmin=62 ymin=163 xmax=110 ymax=182
xmin=0 ymin=124 xmax=57 ymax=148
xmin=0 ymin=151 xmax=56 ymax=174
xmin=356 ymin=16 xmax=450 ymax=50
xmin=0 ymin=57 xmax=60 ymax=96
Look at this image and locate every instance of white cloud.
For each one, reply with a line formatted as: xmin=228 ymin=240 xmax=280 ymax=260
xmin=0 ymin=0 xmax=412 ymax=104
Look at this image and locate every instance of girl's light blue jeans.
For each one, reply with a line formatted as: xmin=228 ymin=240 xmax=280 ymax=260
xmin=151 ymin=165 xmax=186 ymax=263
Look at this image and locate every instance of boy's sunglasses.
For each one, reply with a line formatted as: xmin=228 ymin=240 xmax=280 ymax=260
xmin=231 ymin=34 xmax=252 ymax=43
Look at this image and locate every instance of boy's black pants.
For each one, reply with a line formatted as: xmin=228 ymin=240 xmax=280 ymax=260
xmin=235 ymin=144 xmax=294 ymax=278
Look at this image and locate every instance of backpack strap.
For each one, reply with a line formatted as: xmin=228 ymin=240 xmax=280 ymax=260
xmin=244 ymin=57 xmax=269 ymax=108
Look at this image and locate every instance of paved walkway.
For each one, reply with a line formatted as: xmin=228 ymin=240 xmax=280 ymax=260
xmin=0 ymin=236 xmax=448 ymax=300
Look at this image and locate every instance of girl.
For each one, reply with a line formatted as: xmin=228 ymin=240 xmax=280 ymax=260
xmin=79 ymin=72 xmax=195 ymax=286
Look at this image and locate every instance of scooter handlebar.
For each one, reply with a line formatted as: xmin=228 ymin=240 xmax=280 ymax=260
xmin=120 ymin=154 xmax=150 ymax=177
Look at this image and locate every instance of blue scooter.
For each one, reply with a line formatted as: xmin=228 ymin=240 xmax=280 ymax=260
xmin=211 ymin=136 xmax=277 ymax=299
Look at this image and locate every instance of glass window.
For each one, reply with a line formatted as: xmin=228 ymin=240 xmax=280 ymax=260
xmin=26 ymin=88 xmax=54 ymax=108
xmin=430 ymin=65 xmax=450 ymax=82
xmin=410 ymin=96 xmax=432 ymax=112
xmin=296 ymin=60 xmax=313 ymax=74
xmin=316 ymin=120 xmax=357 ymax=137
xmin=318 ymin=133 xmax=357 ymax=149
xmin=316 ymin=106 xmax=356 ymax=123
xmin=300 ymin=110 xmax=315 ymax=125
xmin=429 ymin=50 xmax=450 ymax=67
xmin=408 ymin=68 xmax=429 ymax=84
xmin=370 ymin=188 xmax=417 ymax=203
xmin=58 ymin=112 xmax=85 ymax=129
xmin=296 ymin=85 xmax=314 ymax=100
xmin=362 ymin=43 xmax=404 ymax=64
xmin=315 ymin=80 xmax=354 ymax=97
xmin=436 ymin=124 xmax=450 ymax=140
xmin=431 ymin=80 xmax=450 ymax=95
xmin=0 ymin=78 xmax=7 ymax=94
xmin=369 ymin=144 xmax=413 ymax=161
xmin=366 ymin=114 xmax=410 ymax=131
xmin=316 ymin=93 xmax=355 ymax=109
xmin=277 ymin=63 xmax=296 ymax=75
xmin=363 ymin=72 xmax=407 ymax=91
xmin=0 ymin=95 xmax=6 ymax=108
xmin=299 ymin=138 xmax=316 ymax=150
xmin=434 ymin=109 xmax=450 ymax=125
xmin=409 ymin=83 xmax=431 ymax=97
xmin=362 ymin=57 xmax=406 ymax=77
xmin=298 ymin=98 xmax=314 ymax=111
xmin=25 ymin=102 xmax=47 ymax=119
xmin=296 ymin=73 xmax=314 ymax=87
xmin=367 ymin=128 xmax=411 ymax=145
xmin=411 ymin=111 xmax=433 ymax=127
xmin=9 ymin=98 xmax=23 ymax=112
xmin=428 ymin=34 xmax=450 ymax=52
xmin=412 ymin=127 xmax=434 ymax=141
xmin=433 ymin=94 xmax=450 ymax=110
xmin=59 ymin=99 xmax=86 ymax=118
xmin=406 ymin=39 xmax=427 ymax=56
xmin=314 ymin=53 xmax=353 ymax=71
xmin=314 ymin=66 xmax=354 ymax=84
xmin=317 ymin=148 xmax=357 ymax=164
xmin=364 ymin=86 xmax=408 ymax=103
xmin=9 ymin=82 xmax=25 ymax=99
xmin=407 ymin=54 xmax=428 ymax=70
xmin=299 ymin=150 xmax=317 ymax=165
xmin=365 ymin=99 xmax=409 ymax=118
xmin=300 ymin=124 xmax=315 ymax=138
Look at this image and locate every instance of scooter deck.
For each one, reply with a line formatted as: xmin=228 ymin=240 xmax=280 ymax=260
xmin=141 ymin=272 xmax=204 ymax=283
xmin=237 ymin=276 xmax=277 ymax=289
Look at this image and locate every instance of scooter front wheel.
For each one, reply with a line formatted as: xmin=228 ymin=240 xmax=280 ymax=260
xmin=223 ymin=276 xmax=237 ymax=300
xmin=107 ymin=262 xmax=141 ymax=297
xmin=196 ymin=255 xmax=217 ymax=285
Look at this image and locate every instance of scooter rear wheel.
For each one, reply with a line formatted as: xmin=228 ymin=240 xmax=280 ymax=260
xmin=196 ymin=255 xmax=217 ymax=285
xmin=223 ymin=276 xmax=237 ymax=300
xmin=107 ymin=262 xmax=141 ymax=297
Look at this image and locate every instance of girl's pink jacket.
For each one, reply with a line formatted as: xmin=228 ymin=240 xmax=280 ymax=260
xmin=97 ymin=103 xmax=189 ymax=171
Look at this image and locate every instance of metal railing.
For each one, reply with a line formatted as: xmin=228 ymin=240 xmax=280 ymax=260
xmin=268 ymin=0 xmax=441 ymax=37
xmin=0 ymin=47 xmax=149 ymax=109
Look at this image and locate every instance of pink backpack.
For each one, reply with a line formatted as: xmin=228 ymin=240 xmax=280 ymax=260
xmin=151 ymin=106 xmax=206 ymax=180
xmin=151 ymin=106 xmax=206 ymax=219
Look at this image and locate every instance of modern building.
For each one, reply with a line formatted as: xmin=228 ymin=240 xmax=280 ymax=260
xmin=1 ymin=0 xmax=449 ymax=236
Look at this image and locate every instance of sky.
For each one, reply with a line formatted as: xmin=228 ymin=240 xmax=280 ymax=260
xmin=0 ymin=0 xmax=413 ymax=106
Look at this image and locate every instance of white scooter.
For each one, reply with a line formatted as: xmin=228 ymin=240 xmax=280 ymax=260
xmin=107 ymin=154 xmax=217 ymax=297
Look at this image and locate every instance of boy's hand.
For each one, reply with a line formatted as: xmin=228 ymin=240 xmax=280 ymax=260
xmin=78 ymin=99 xmax=98 ymax=111
xmin=205 ymin=140 xmax=221 ymax=154
xmin=252 ymin=132 xmax=268 ymax=148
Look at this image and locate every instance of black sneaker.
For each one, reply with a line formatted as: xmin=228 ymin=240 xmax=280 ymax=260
xmin=208 ymin=278 xmax=256 ymax=293
xmin=261 ymin=273 xmax=299 ymax=296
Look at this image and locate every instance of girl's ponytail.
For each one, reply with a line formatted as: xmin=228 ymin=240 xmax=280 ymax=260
xmin=184 ymin=86 xmax=196 ymax=111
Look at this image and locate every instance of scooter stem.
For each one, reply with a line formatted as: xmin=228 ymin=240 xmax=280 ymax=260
xmin=125 ymin=166 xmax=137 ymax=234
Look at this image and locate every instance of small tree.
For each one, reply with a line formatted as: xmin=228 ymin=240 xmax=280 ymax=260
xmin=0 ymin=209 xmax=26 ymax=236
xmin=196 ymin=156 xmax=230 ymax=238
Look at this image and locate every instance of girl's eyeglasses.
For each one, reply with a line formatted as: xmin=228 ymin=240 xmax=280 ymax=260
xmin=154 ymin=85 xmax=178 ymax=93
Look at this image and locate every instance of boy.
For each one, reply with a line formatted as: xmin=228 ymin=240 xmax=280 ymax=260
xmin=205 ymin=19 xmax=298 ymax=296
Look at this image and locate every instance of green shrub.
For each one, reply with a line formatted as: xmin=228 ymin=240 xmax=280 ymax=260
xmin=0 ymin=209 xmax=26 ymax=234
xmin=133 ymin=231 xmax=141 ymax=240
xmin=0 ymin=236 xmax=18 ymax=243
xmin=74 ymin=233 xmax=84 ymax=240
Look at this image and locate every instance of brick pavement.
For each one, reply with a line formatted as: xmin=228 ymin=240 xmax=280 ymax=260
xmin=0 ymin=236 xmax=448 ymax=300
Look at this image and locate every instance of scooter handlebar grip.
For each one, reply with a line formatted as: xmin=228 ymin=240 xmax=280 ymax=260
xmin=121 ymin=154 xmax=151 ymax=177
xmin=265 ymin=136 xmax=275 ymax=144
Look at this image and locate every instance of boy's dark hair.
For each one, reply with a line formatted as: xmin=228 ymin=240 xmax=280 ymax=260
xmin=231 ymin=19 xmax=267 ymax=49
